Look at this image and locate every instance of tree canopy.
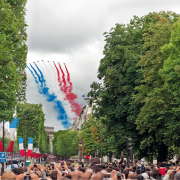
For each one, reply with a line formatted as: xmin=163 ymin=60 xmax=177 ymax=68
xmin=88 ymin=11 xmax=180 ymax=161
xmin=16 ymin=102 xmax=50 ymax=154
xmin=53 ymin=129 xmax=79 ymax=158
xmin=0 ymin=0 xmax=27 ymax=123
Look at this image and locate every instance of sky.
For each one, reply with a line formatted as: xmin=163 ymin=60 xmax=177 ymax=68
xmin=25 ymin=0 xmax=180 ymax=131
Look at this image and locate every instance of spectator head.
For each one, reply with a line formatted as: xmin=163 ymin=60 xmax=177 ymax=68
xmin=92 ymin=157 xmax=100 ymax=165
xmin=2 ymin=172 xmax=16 ymax=180
xmin=50 ymin=170 xmax=58 ymax=180
xmin=114 ymin=167 xmax=119 ymax=171
xmin=160 ymin=162 xmax=164 ymax=167
xmin=11 ymin=168 xmax=22 ymax=175
xmin=136 ymin=169 xmax=141 ymax=175
xmin=123 ymin=169 xmax=129 ymax=179
xmin=66 ymin=161 xmax=71 ymax=167
xmin=175 ymin=172 xmax=180 ymax=180
xmin=106 ymin=168 xmax=112 ymax=173
xmin=137 ymin=175 xmax=145 ymax=180
xmin=170 ymin=173 xmax=175 ymax=180
xmin=127 ymin=173 xmax=136 ymax=180
xmin=78 ymin=162 xmax=84 ymax=168
xmin=145 ymin=167 xmax=150 ymax=171
xmin=65 ymin=174 xmax=72 ymax=179
xmin=132 ymin=166 xmax=136 ymax=172
xmin=142 ymin=173 xmax=149 ymax=179
xmin=152 ymin=171 xmax=161 ymax=179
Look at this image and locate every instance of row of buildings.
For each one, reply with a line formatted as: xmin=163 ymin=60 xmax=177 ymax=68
xmin=69 ymin=102 xmax=93 ymax=130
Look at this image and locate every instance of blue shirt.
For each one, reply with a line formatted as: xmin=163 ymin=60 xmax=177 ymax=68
xmin=11 ymin=165 xmax=14 ymax=169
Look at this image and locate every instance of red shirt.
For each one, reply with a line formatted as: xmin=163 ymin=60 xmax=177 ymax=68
xmin=159 ymin=167 xmax=168 ymax=175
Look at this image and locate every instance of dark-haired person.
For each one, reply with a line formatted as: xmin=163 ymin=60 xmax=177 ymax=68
xmin=89 ymin=157 xmax=103 ymax=173
xmin=11 ymin=168 xmax=22 ymax=175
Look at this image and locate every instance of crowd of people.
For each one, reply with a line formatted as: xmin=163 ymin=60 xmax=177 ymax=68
xmin=1 ymin=157 xmax=180 ymax=180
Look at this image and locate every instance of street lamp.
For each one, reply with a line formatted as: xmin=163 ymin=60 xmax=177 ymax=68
xmin=79 ymin=140 xmax=82 ymax=162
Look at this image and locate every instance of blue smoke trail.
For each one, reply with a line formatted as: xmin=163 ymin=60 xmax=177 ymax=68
xmin=27 ymin=65 xmax=41 ymax=93
xmin=27 ymin=63 xmax=70 ymax=129
xmin=30 ymin=64 xmax=43 ymax=88
xmin=34 ymin=63 xmax=46 ymax=87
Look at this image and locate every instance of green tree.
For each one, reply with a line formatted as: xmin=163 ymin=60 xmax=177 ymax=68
xmin=53 ymin=129 xmax=78 ymax=158
xmin=135 ymin=12 xmax=179 ymax=162
xmin=88 ymin=14 xmax=146 ymax=157
xmin=16 ymin=102 xmax=50 ymax=154
xmin=89 ymin=11 xmax=179 ymax=161
xmin=0 ymin=0 xmax=28 ymax=123
xmin=80 ymin=115 xmax=116 ymax=158
xmin=157 ymin=16 xmax=180 ymax=158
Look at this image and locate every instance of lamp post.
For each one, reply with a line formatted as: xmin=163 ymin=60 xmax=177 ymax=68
xmin=79 ymin=140 xmax=82 ymax=162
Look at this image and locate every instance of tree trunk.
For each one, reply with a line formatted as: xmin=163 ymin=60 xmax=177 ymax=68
xmin=157 ymin=144 xmax=168 ymax=163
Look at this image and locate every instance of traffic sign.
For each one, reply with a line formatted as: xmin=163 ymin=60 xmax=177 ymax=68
xmin=0 ymin=152 xmax=6 ymax=162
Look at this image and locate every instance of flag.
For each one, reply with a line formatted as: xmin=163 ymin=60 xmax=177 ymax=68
xmin=0 ymin=140 xmax=4 ymax=152
xmin=35 ymin=147 xmax=40 ymax=158
xmin=26 ymin=138 xmax=33 ymax=157
xmin=7 ymin=118 xmax=18 ymax=152
xmin=31 ymin=153 xmax=35 ymax=158
xmin=18 ymin=138 xmax=25 ymax=156
xmin=44 ymin=153 xmax=48 ymax=157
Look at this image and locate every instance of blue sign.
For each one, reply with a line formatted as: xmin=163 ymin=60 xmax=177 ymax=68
xmin=0 ymin=152 xmax=6 ymax=162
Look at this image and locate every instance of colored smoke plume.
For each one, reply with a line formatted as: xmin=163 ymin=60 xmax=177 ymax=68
xmin=54 ymin=63 xmax=82 ymax=118
xmin=27 ymin=64 xmax=70 ymax=129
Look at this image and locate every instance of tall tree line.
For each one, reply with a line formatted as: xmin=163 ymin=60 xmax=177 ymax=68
xmin=88 ymin=11 xmax=180 ymax=162
xmin=17 ymin=103 xmax=50 ymax=154
xmin=0 ymin=0 xmax=27 ymax=122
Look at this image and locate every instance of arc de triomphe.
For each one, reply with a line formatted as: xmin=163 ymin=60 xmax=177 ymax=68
xmin=44 ymin=126 xmax=54 ymax=153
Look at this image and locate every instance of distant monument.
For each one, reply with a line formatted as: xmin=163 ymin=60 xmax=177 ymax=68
xmin=44 ymin=126 xmax=54 ymax=153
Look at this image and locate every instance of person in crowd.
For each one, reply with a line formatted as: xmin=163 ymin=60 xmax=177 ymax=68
xmin=159 ymin=162 xmax=168 ymax=176
xmin=3 ymin=158 xmax=180 ymax=180
xmin=89 ymin=157 xmax=103 ymax=173
xmin=11 ymin=163 xmax=14 ymax=170
xmin=1 ymin=171 xmax=16 ymax=180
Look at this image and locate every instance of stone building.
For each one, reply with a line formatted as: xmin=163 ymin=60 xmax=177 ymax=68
xmin=69 ymin=102 xmax=93 ymax=130
xmin=44 ymin=126 xmax=54 ymax=153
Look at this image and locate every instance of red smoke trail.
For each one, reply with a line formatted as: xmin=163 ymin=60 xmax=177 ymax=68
xmin=64 ymin=64 xmax=73 ymax=92
xmin=65 ymin=65 xmax=82 ymax=116
xmin=54 ymin=63 xmax=82 ymax=117
xmin=58 ymin=63 xmax=68 ymax=93
xmin=54 ymin=62 xmax=62 ymax=86
xmin=64 ymin=64 xmax=82 ymax=116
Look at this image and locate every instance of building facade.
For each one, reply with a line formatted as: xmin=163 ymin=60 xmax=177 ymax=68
xmin=69 ymin=103 xmax=93 ymax=130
